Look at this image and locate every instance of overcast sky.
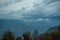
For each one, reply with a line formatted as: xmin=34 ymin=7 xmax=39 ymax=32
xmin=0 ymin=0 xmax=60 ymax=37
xmin=0 ymin=0 xmax=60 ymax=20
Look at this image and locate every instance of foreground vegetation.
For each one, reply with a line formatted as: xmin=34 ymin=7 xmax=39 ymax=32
xmin=0 ymin=25 xmax=60 ymax=40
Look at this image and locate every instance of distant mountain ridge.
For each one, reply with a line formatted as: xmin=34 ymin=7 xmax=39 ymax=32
xmin=0 ymin=19 xmax=30 ymax=37
xmin=39 ymin=25 xmax=60 ymax=40
xmin=0 ymin=19 xmax=60 ymax=37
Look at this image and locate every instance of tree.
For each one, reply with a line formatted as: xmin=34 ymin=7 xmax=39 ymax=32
xmin=44 ymin=25 xmax=60 ymax=40
xmin=3 ymin=30 xmax=15 ymax=40
xmin=22 ymin=32 xmax=31 ymax=40
xmin=45 ymin=33 xmax=53 ymax=40
xmin=32 ymin=30 xmax=39 ymax=40
xmin=16 ymin=36 xmax=22 ymax=40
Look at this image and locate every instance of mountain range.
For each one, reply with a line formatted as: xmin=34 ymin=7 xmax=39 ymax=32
xmin=0 ymin=19 xmax=60 ymax=37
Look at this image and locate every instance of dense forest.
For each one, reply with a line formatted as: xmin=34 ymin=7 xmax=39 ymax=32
xmin=0 ymin=25 xmax=60 ymax=40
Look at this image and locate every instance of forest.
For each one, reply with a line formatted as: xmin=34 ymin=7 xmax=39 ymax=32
xmin=0 ymin=25 xmax=60 ymax=40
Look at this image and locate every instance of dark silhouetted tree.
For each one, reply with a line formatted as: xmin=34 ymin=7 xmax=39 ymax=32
xmin=45 ymin=25 xmax=60 ymax=40
xmin=3 ymin=30 xmax=14 ymax=40
xmin=16 ymin=36 xmax=22 ymax=40
xmin=22 ymin=32 xmax=31 ymax=40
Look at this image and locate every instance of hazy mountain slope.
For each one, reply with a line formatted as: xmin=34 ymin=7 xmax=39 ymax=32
xmin=0 ymin=19 xmax=60 ymax=37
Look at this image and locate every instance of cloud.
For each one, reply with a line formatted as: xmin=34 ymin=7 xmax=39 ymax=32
xmin=46 ymin=0 xmax=60 ymax=4
xmin=0 ymin=0 xmax=22 ymax=8
xmin=42 ymin=1 xmax=60 ymax=16
xmin=0 ymin=0 xmax=35 ymax=15
xmin=0 ymin=0 xmax=22 ymax=4
xmin=0 ymin=0 xmax=60 ymax=20
xmin=23 ymin=18 xmax=51 ymax=23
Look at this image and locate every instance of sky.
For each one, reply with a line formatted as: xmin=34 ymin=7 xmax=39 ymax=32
xmin=0 ymin=0 xmax=60 ymax=37
xmin=0 ymin=0 xmax=60 ymax=21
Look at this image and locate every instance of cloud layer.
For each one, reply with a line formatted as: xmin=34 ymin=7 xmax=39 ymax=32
xmin=0 ymin=0 xmax=60 ymax=21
